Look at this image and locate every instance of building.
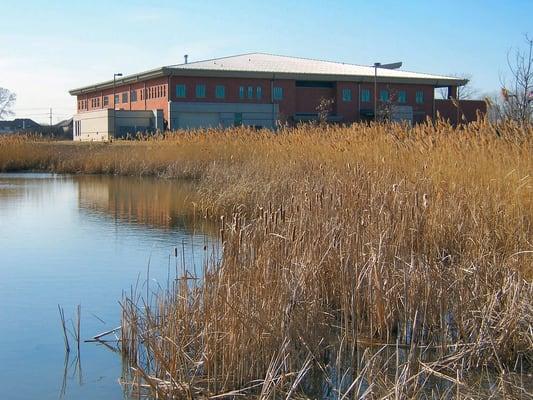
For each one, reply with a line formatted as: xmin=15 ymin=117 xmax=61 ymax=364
xmin=0 ymin=118 xmax=41 ymax=134
xmin=69 ymin=53 xmax=486 ymax=141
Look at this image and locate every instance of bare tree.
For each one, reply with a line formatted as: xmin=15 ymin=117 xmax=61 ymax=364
xmin=436 ymin=74 xmax=478 ymax=100
xmin=376 ymin=88 xmax=401 ymax=122
xmin=0 ymin=88 xmax=16 ymax=120
xmin=500 ymin=34 xmax=533 ymax=124
xmin=316 ymin=97 xmax=335 ymax=124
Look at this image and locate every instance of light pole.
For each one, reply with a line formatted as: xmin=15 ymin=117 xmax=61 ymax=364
xmin=373 ymin=62 xmax=402 ymax=120
xmin=113 ymin=73 xmax=122 ymax=140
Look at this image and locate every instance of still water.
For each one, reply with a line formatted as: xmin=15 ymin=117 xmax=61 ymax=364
xmin=0 ymin=173 xmax=214 ymax=400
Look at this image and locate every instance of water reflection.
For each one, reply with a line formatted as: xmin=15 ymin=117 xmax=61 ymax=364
xmin=77 ymin=175 xmax=208 ymax=232
xmin=0 ymin=173 xmax=215 ymax=400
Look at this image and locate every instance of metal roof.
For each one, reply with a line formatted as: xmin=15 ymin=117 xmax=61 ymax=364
xmin=69 ymin=52 xmax=467 ymax=95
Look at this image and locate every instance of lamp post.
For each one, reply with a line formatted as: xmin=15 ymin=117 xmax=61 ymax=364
xmin=373 ymin=61 xmax=402 ymax=120
xmin=113 ymin=73 xmax=122 ymax=140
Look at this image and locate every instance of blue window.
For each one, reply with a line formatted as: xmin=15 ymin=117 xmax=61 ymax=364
xmin=239 ymin=86 xmax=245 ymax=99
xmin=114 ymin=94 xmax=119 ymax=104
xmin=247 ymin=86 xmax=254 ymax=99
xmin=122 ymin=92 xmax=128 ymax=103
xmin=256 ymin=86 xmax=262 ymax=100
xmin=342 ymin=88 xmax=352 ymax=102
xmin=398 ymin=90 xmax=407 ymax=103
xmin=196 ymin=84 xmax=206 ymax=98
xmin=215 ymin=85 xmax=225 ymax=99
xmin=176 ymin=84 xmax=186 ymax=98
xmin=380 ymin=90 xmax=389 ymax=102
xmin=360 ymin=88 xmax=371 ymax=102
xmin=273 ymin=86 xmax=283 ymax=100
xmin=416 ymin=91 xmax=424 ymax=104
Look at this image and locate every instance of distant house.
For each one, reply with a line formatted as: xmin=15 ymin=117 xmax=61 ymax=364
xmin=0 ymin=118 xmax=42 ymax=134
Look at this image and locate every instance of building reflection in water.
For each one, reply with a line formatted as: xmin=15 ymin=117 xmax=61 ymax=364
xmin=77 ymin=175 xmax=215 ymax=236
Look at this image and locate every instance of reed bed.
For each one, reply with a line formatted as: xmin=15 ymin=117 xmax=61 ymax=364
xmin=2 ymin=121 xmax=532 ymax=398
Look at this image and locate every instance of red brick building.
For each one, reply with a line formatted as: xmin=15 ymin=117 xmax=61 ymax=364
xmin=69 ymin=53 xmax=485 ymax=140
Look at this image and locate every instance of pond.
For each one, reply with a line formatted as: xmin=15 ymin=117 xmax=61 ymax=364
xmin=0 ymin=173 xmax=216 ymax=400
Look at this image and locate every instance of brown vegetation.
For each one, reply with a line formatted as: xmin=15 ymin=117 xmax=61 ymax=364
xmin=1 ymin=121 xmax=532 ymax=398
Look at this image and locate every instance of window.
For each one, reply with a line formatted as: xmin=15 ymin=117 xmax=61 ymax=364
xmin=215 ymin=85 xmax=225 ymax=99
xmin=256 ymin=86 xmax=262 ymax=100
xmin=295 ymin=81 xmax=334 ymax=88
xmin=247 ymin=86 xmax=253 ymax=99
xmin=157 ymin=86 xmax=161 ymax=97
xmin=416 ymin=91 xmax=424 ymax=104
xmin=176 ymin=84 xmax=186 ymax=98
xmin=234 ymin=112 xmax=243 ymax=127
xmin=96 ymin=98 xmax=100 ymax=107
xmin=114 ymin=94 xmax=119 ymax=105
xmin=122 ymin=92 xmax=128 ymax=103
xmin=273 ymin=86 xmax=283 ymax=100
xmin=163 ymin=85 xmax=166 ymax=97
xmin=360 ymin=89 xmax=371 ymax=102
xmin=131 ymin=90 xmax=137 ymax=102
xmin=398 ymin=90 xmax=407 ymax=103
xmin=239 ymin=86 xmax=245 ymax=99
xmin=103 ymin=96 xmax=109 ymax=106
xmin=196 ymin=84 xmax=206 ymax=98
xmin=342 ymin=88 xmax=352 ymax=102
xmin=379 ymin=89 xmax=389 ymax=102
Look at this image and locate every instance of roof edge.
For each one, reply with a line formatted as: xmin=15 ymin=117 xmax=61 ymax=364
xmin=69 ymin=67 xmax=169 ymax=95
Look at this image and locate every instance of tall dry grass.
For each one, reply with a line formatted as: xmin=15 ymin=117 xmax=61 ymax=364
xmin=2 ymin=121 xmax=532 ymax=398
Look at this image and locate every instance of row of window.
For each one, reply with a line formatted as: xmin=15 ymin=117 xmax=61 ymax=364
xmin=78 ymin=86 xmax=168 ymax=110
xmin=175 ymin=84 xmax=284 ymax=101
xmin=342 ymin=88 xmax=424 ymax=104
xmin=79 ymin=85 xmax=424 ymax=111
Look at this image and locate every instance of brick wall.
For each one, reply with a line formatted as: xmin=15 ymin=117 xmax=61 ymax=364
xmin=435 ymin=99 xmax=487 ymax=124
xmin=78 ymin=75 xmax=479 ymax=127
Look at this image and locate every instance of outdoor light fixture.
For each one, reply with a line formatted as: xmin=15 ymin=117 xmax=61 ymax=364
xmin=373 ymin=61 xmax=402 ymax=119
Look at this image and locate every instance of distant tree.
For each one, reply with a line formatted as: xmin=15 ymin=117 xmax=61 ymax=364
xmin=437 ymin=74 xmax=478 ymax=100
xmin=0 ymin=88 xmax=16 ymax=120
xmin=500 ymin=34 xmax=533 ymax=124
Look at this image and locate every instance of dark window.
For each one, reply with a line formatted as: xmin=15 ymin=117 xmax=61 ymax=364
xmin=215 ymin=85 xmax=225 ymax=99
xmin=122 ymin=92 xmax=128 ymax=103
xmin=295 ymin=81 xmax=335 ymax=88
xmin=196 ymin=84 xmax=206 ymax=98
xmin=176 ymin=84 xmax=186 ymax=98
xmin=103 ymin=96 xmax=109 ymax=106
xmin=131 ymin=90 xmax=137 ymax=102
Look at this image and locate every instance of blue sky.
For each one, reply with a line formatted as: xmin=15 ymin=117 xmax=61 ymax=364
xmin=1 ymin=0 xmax=531 ymax=123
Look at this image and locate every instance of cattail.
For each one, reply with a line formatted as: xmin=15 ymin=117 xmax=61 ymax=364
xmin=422 ymin=193 xmax=429 ymax=209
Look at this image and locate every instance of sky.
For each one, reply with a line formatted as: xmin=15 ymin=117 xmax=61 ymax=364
xmin=1 ymin=0 xmax=531 ymax=124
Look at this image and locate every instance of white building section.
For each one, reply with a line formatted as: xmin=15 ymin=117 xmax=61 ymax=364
xmin=73 ymin=109 xmax=163 ymax=141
